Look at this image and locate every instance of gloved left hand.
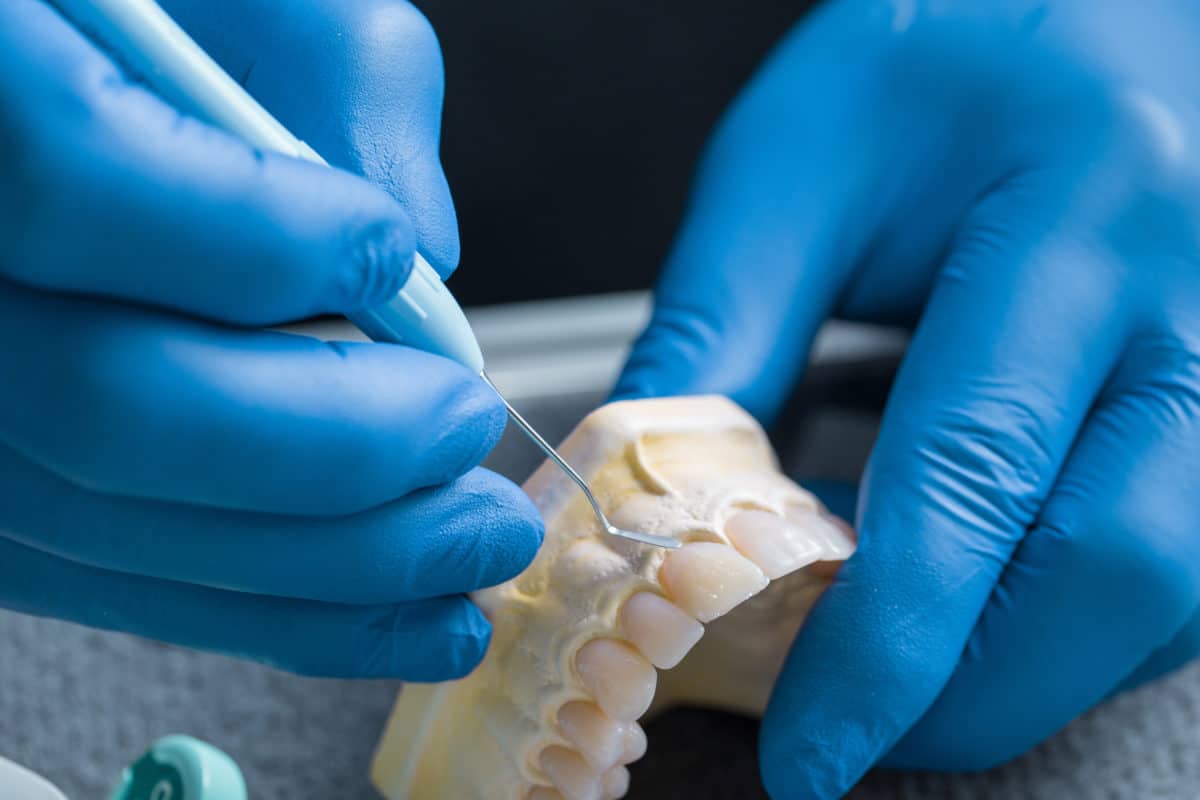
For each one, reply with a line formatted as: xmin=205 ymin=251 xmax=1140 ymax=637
xmin=618 ymin=0 xmax=1200 ymax=795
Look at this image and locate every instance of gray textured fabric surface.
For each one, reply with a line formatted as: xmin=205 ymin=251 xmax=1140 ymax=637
xmin=3 ymin=392 xmax=1199 ymax=799
xmin=4 ymin=610 xmax=1200 ymax=800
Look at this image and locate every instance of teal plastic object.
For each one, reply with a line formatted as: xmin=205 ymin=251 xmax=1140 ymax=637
xmin=109 ymin=735 xmax=247 ymax=800
xmin=51 ymin=0 xmax=485 ymax=373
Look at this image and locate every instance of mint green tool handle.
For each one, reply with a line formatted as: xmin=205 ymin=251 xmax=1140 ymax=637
xmin=52 ymin=0 xmax=486 ymax=373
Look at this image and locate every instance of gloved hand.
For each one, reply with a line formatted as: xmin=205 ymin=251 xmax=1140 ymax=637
xmin=617 ymin=0 xmax=1200 ymax=794
xmin=0 ymin=0 xmax=541 ymax=681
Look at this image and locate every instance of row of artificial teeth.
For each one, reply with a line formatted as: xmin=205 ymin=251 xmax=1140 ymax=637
xmin=524 ymin=503 xmax=855 ymax=800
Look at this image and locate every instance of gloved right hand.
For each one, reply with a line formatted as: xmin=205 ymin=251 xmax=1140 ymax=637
xmin=616 ymin=0 xmax=1200 ymax=793
xmin=0 ymin=0 xmax=542 ymax=681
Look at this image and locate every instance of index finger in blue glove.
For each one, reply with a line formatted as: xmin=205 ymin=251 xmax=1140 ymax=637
xmin=0 ymin=443 xmax=541 ymax=605
xmin=613 ymin=8 xmax=891 ymax=424
xmin=0 ymin=535 xmax=490 ymax=680
xmin=0 ymin=284 xmax=505 ymax=517
xmin=759 ymin=185 xmax=1129 ymax=798
xmin=2 ymin=0 xmax=415 ymax=325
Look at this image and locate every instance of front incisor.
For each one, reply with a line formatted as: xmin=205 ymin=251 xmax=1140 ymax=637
xmin=575 ymin=640 xmax=657 ymax=722
xmin=371 ymin=396 xmax=855 ymax=800
xmin=659 ymin=542 xmax=769 ymax=622
xmin=726 ymin=509 xmax=824 ymax=579
xmin=619 ymin=593 xmax=703 ymax=669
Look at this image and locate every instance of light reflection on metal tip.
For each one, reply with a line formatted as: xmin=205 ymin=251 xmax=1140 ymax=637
xmin=606 ymin=524 xmax=682 ymax=550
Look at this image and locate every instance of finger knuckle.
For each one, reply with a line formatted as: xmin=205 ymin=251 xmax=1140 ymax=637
xmin=361 ymin=1 xmax=442 ymax=66
xmin=332 ymin=0 xmax=443 ymax=81
xmin=1109 ymin=89 xmax=1192 ymax=181
xmin=1077 ymin=88 xmax=1200 ymax=225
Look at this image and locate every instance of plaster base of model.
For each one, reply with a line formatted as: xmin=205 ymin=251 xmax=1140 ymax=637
xmin=371 ymin=396 xmax=854 ymax=800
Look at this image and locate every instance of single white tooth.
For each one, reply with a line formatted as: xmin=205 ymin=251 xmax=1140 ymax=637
xmin=786 ymin=505 xmax=856 ymax=559
xmin=575 ymin=639 xmax=657 ymax=721
xmin=658 ymin=542 xmax=768 ymax=622
xmin=556 ymin=702 xmax=627 ymax=769
xmin=539 ymin=746 xmax=602 ymax=800
xmin=601 ymin=766 xmax=631 ymax=799
xmin=619 ymin=592 xmax=704 ymax=669
xmin=725 ymin=510 xmax=823 ymax=579
xmin=528 ymin=788 xmax=566 ymax=800
xmin=619 ymin=723 xmax=647 ymax=765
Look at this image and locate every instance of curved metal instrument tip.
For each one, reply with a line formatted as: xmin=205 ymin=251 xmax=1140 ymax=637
xmin=607 ymin=525 xmax=682 ymax=550
xmin=481 ymin=371 xmax=680 ymax=550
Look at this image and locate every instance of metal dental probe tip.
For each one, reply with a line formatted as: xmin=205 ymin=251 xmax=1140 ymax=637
xmin=480 ymin=372 xmax=681 ymax=550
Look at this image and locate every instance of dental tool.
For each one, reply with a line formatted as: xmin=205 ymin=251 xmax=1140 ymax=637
xmin=478 ymin=373 xmax=679 ymax=549
xmin=52 ymin=0 xmax=679 ymax=550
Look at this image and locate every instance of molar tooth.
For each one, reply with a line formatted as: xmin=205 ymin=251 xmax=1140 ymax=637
xmin=726 ymin=510 xmax=823 ymax=579
xmin=539 ymin=746 xmax=602 ymax=800
xmin=556 ymin=702 xmax=626 ymax=769
xmin=619 ymin=724 xmax=647 ymax=764
xmin=659 ymin=542 xmax=768 ymax=622
xmin=575 ymin=640 xmax=657 ymax=722
xmin=786 ymin=505 xmax=856 ymax=559
xmin=619 ymin=592 xmax=704 ymax=669
xmin=601 ymin=766 xmax=630 ymax=799
xmin=528 ymin=788 xmax=566 ymax=800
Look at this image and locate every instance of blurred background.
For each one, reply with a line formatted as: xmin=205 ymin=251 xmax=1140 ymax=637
xmin=4 ymin=1 xmax=1200 ymax=798
xmin=426 ymin=0 xmax=814 ymax=305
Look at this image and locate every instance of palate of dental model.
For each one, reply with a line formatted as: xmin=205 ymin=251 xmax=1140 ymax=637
xmin=371 ymin=396 xmax=855 ymax=800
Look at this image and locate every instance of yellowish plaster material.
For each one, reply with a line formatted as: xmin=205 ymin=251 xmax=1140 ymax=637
xmin=372 ymin=396 xmax=853 ymax=800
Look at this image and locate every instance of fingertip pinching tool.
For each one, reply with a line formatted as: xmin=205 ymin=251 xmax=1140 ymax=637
xmin=53 ymin=0 xmax=679 ymax=550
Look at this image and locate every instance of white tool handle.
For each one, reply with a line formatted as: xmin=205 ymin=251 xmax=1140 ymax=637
xmin=349 ymin=260 xmax=485 ymax=373
xmin=0 ymin=755 xmax=68 ymax=800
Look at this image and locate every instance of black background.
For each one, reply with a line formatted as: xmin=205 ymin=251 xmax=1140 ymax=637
xmin=418 ymin=1 xmax=819 ymax=305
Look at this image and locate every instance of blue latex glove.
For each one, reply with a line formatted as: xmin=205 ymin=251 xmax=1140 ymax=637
xmin=617 ymin=0 xmax=1200 ymax=794
xmin=0 ymin=0 xmax=542 ymax=681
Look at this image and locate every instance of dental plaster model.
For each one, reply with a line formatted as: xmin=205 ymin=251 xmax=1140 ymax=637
xmin=371 ymin=396 xmax=855 ymax=800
